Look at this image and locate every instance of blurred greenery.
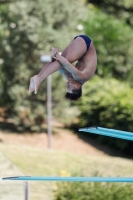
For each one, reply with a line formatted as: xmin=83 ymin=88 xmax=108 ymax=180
xmin=81 ymin=5 xmax=133 ymax=80
xmin=0 ymin=0 xmax=133 ymax=154
xmin=75 ymin=76 xmax=133 ymax=154
xmin=0 ymin=0 xmax=85 ymax=131
xmin=55 ymin=180 xmax=133 ymax=200
xmin=77 ymin=76 xmax=133 ymax=131
xmin=88 ymin=0 xmax=133 ymax=27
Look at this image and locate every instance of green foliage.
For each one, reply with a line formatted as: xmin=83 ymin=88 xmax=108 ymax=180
xmin=0 ymin=0 xmax=85 ymax=131
xmin=1 ymin=0 xmax=133 ymax=141
xmin=77 ymin=76 xmax=133 ymax=131
xmin=54 ymin=180 xmax=133 ymax=200
xmin=75 ymin=76 xmax=133 ymax=154
xmin=88 ymin=0 xmax=133 ymax=27
xmin=82 ymin=6 xmax=133 ymax=81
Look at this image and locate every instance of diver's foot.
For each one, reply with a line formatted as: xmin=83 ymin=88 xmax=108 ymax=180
xmin=29 ymin=75 xmax=41 ymax=94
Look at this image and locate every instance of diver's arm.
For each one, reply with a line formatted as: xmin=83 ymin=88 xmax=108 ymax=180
xmin=58 ymin=67 xmax=73 ymax=80
xmin=56 ymin=53 xmax=85 ymax=82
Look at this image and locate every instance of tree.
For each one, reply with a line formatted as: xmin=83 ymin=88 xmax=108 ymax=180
xmin=80 ymin=6 xmax=133 ymax=81
xmin=77 ymin=76 xmax=133 ymax=130
xmin=75 ymin=76 xmax=133 ymax=154
xmin=0 ymin=0 xmax=86 ymax=131
xmin=88 ymin=0 xmax=133 ymax=27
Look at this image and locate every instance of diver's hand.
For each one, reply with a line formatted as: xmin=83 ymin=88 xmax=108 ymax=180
xmin=29 ymin=75 xmax=41 ymax=94
xmin=51 ymin=47 xmax=59 ymax=60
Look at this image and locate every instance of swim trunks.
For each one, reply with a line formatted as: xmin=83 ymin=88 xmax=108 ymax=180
xmin=74 ymin=35 xmax=91 ymax=52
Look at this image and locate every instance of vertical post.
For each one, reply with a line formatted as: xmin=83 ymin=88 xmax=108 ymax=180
xmin=25 ymin=182 xmax=29 ymax=200
xmin=47 ymin=75 xmax=52 ymax=149
xmin=40 ymin=55 xmax=52 ymax=149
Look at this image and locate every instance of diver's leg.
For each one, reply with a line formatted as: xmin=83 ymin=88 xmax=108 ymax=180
xmin=29 ymin=37 xmax=86 ymax=93
xmin=61 ymin=37 xmax=86 ymax=62
xmin=38 ymin=37 xmax=87 ymax=80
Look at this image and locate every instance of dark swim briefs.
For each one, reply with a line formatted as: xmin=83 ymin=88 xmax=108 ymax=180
xmin=74 ymin=35 xmax=91 ymax=52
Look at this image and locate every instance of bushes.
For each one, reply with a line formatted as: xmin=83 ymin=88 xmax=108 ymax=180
xmin=82 ymin=6 xmax=133 ymax=81
xmin=77 ymin=76 xmax=133 ymax=131
xmin=75 ymin=76 xmax=133 ymax=154
xmin=54 ymin=181 xmax=133 ymax=200
xmin=0 ymin=0 xmax=85 ymax=131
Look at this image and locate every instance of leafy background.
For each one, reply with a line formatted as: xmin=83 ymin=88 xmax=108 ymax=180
xmin=0 ymin=0 xmax=133 ymax=154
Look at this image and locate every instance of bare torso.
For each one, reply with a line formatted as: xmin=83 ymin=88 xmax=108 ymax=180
xmin=75 ymin=42 xmax=97 ymax=84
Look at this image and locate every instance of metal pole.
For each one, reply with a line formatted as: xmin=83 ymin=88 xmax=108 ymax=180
xmin=25 ymin=182 xmax=29 ymax=200
xmin=40 ymin=55 xmax=52 ymax=149
xmin=47 ymin=75 xmax=52 ymax=149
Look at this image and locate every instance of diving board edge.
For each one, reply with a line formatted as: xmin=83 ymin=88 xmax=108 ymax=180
xmin=2 ymin=176 xmax=133 ymax=182
xmin=78 ymin=126 xmax=133 ymax=141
